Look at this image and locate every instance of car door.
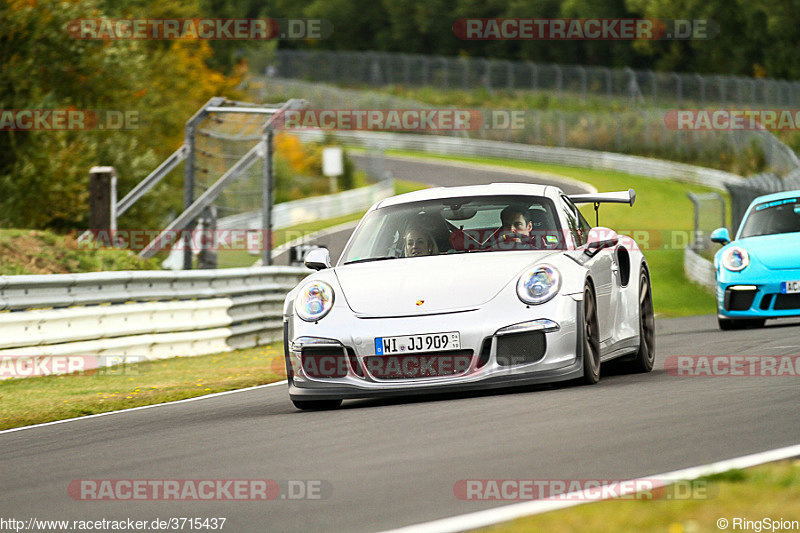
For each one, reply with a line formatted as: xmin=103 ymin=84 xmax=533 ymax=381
xmin=560 ymin=196 xmax=619 ymax=342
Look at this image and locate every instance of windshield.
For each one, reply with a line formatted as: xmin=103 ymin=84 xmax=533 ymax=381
xmin=340 ymin=195 xmax=564 ymax=265
xmin=739 ymin=197 xmax=800 ymax=239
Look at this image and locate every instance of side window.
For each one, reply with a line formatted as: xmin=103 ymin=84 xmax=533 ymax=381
xmin=577 ymin=208 xmax=592 ymax=244
xmin=562 ymin=196 xmax=591 ymax=247
xmin=560 ymin=196 xmax=582 ymax=248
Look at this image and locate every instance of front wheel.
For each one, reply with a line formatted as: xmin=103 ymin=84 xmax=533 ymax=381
xmin=291 ymin=399 xmax=342 ymax=411
xmin=581 ymin=283 xmax=601 ymax=384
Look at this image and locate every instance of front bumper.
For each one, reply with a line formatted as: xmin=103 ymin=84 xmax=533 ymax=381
xmin=285 ymin=294 xmax=583 ymax=400
xmin=716 ymin=266 xmax=800 ymax=319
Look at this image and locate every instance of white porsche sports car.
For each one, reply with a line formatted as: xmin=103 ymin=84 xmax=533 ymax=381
xmin=282 ymin=183 xmax=655 ymax=410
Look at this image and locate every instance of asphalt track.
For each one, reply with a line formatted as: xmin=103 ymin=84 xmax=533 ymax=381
xmin=1 ymin=156 xmax=799 ymax=533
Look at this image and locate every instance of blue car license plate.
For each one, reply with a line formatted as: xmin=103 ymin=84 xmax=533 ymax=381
xmin=781 ymin=280 xmax=800 ymax=294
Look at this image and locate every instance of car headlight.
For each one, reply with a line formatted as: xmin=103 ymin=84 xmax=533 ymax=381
xmin=722 ymin=247 xmax=749 ymax=272
xmin=294 ymin=281 xmax=335 ymax=322
xmin=517 ymin=265 xmax=561 ymax=305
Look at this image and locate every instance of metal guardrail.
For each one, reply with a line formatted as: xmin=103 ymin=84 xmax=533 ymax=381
xmin=684 ymin=247 xmax=716 ymax=290
xmin=0 ymin=266 xmax=309 ymax=376
xmin=292 ymin=130 xmax=745 ymax=192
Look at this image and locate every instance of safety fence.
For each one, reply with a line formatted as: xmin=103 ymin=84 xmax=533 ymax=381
xmin=261 ymin=76 xmax=800 ymax=176
xmin=273 ymin=50 xmax=800 ymax=109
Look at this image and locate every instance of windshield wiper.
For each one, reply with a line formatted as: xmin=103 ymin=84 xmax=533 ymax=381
xmin=343 ymin=256 xmax=399 ymax=265
xmin=447 ymin=248 xmax=494 ymax=255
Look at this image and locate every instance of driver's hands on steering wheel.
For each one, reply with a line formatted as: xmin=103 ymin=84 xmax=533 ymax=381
xmin=493 ymin=230 xmax=536 ymax=249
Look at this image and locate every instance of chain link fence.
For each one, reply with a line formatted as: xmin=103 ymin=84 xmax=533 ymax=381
xmin=273 ymin=50 xmax=800 ymax=109
xmin=258 ymin=76 xmax=799 ymax=176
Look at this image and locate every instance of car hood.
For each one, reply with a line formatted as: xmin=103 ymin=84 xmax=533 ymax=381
xmin=334 ymin=251 xmax=559 ymax=317
xmin=737 ymin=233 xmax=800 ymax=269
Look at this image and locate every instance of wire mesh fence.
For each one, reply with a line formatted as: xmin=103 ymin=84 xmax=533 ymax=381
xmin=194 ymin=107 xmax=267 ymax=223
xmin=273 ymin=50 xmax=800 ymax=109
xmin=257 ymin=76 xmax=800 ymax=176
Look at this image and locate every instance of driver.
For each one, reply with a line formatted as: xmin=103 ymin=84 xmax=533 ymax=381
xmin=404 ymin=226 xmax=438 ymax=257
xmin=499 ymin=205 xmax=533 ymax=244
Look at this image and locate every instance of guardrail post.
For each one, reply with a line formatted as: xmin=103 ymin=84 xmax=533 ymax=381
xmin=88 ymin=166 xmax=117 ymax=247
xmin=197 ymin=205 xmax=217 ymax=269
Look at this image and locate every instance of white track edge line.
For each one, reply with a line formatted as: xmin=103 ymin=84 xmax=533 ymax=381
xmin=379 ymin=442 xmax=800 ymax=533
xmin=0 ymin=380 xmax=288 ymax=436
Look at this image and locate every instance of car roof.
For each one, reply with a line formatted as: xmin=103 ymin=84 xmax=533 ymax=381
xmin=376 ymin=182 xmax=559 ymax=209
xmin=749 ymin=189 xmax=800 ymax=205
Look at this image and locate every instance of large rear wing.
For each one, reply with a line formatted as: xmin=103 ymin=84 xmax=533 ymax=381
xmin=567 ymin=189 xmax=636 ymax=225
xmin=568 ymin=189 xmax=636 ymax=207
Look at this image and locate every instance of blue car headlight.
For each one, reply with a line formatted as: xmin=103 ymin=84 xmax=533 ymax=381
xmin=294 ymin=281 xmax=335 ymax=322
xmin=517 ymin=265 xmax=561 ymax=305
xmin=722 ymin=247 xmax=749 ymax=272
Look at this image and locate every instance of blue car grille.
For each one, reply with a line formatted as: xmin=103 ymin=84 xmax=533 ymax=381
xmin=774 ymin=293 xmax=800 ymax=311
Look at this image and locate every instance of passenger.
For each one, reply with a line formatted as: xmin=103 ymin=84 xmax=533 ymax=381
xmin=404 ymin=226 xmax=438 ymax=257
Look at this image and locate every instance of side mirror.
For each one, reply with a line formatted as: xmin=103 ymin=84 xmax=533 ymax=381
xmin=304 ymin=248 xmax=331 ymax=270
xmin=710 ymin=227 xmax=731 ymax=245
xmin=585 ymin=227 xmax=619 ymax=255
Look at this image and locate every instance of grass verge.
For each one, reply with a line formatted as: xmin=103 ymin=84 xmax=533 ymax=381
xmin=482 ymin=461 xmax=800 ymax=533
xmin=0 ymin=345 xmax=287 ymax=430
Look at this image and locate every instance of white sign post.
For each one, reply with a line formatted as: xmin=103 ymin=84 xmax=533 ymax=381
xmin=322 ymin=147 xmax=343 ymax=194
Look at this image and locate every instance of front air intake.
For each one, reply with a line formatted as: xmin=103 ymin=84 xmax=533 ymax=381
xmin=496 ymin=331 xmax=546 ymax=366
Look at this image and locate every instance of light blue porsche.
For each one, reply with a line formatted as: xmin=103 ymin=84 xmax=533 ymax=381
xmin=710 ymin=190 xmax=800 ymax=330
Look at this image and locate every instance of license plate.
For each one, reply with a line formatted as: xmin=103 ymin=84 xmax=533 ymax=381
xmin=375 ymin=332 xmax=460 ymax=355
xmin=781 ymin=280 xmax=800 ymax=294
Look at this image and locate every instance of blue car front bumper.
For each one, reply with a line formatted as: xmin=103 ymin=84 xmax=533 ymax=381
xmin=716 ymin=266 xmax=800 ymax=318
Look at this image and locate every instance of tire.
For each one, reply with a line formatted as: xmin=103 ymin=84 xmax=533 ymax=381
xmin=291 ymin=399 xmax=342 ymax=411
xmin=581 ymin=283 xmax=601 ymax=384
xmin=718 ymin=317 xmax=765 ymax=330
xmin=627 ymin=269 xmax=656 ymax=373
